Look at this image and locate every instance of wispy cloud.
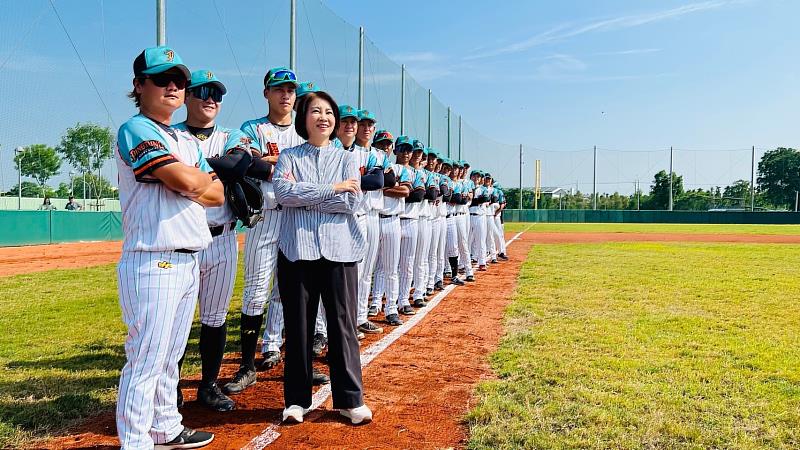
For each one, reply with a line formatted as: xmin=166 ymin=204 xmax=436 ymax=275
xmin=593 ymin=48 xmax=662 ymax=56
xmin=465 ymin=0 xmax=746 ymax=60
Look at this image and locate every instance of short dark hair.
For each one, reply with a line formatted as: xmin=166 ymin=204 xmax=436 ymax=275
xmin=295 ymin=91 xmax=340 ymax=141
xmin=128 ymin=78 xmax=143 ymax=107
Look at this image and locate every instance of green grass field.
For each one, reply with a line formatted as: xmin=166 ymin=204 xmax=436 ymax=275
xmin=468 ymin=240 xmax=800 ymax=449
xmin=503 ymin=222 xmax=800 ymax=234
xmin=0 ymin=258 xmax=248 ymax=448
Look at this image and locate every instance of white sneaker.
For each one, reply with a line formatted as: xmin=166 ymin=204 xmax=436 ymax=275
xmin=282 ymin=405 xmax=310 ymax=423
xmin=339 ymin=404 xmax=373 ymax=425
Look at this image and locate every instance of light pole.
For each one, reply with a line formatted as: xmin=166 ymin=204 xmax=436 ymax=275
xmin=14 ymin=147 xmax=23 ymax=210
xmin=69 ymin=170 xmax=76 ymax=196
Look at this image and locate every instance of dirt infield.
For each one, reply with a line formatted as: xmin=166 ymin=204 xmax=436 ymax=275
xmin=3 ymin=231 xmax=799 ymax=278
xmin=39 ymin=233 xmax=533 ymax=449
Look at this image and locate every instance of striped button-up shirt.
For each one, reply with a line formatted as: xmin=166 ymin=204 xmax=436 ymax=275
xmin=273 ymin=142 xmax=365 ymax=263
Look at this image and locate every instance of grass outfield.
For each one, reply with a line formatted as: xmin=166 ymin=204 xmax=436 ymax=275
xmin=0 ymin=257 xmax=247 ymax=448
xmin=503 ymin=222 xmax=800 ymax=234
xmin=467 ymin=242 xmax=800 ymax=449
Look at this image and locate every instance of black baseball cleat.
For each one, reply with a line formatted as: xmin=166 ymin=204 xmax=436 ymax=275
xmin=312 ymin=333 xmax=328 ymax=357
xmin=465 ymin=275 xmax=475 ymax=282
xmin=367 ymin=305 xmax=380 ymax=317
xmin=399 ymin=305 xmax=416 ymax=316
xmin=197 ymin=382 xmax=235 ymax=412
xmin=176 ymin=387 xmax=184 ymax=409
xmin=154 ymin=427 xmax=214 ymax=449
xmin=222 ymin=366 xmax=256 ymax=395
xmin=357 ymin=320 xmax=384 ymax=334
xmin=450 ymin=276 xmax=465 ymax=286
xmin=312 ymin=367 xmax=330 ymax=385
xmin=413 ymin=298 xmax=427 ymax=308
xmin=490 ymin=259 xmax=498 ymax=264
xmin=385 ymin=313 xmax=403 ymax=326
xmin=498 ymin=253 xmax=509 ymax=261
xmin=425 ymin=288 xmax=434 ymax=296
xmin=258 ymin=350 xmax=282 ymax=371
xmin=434 ymin=281 xmax=444 ymax=291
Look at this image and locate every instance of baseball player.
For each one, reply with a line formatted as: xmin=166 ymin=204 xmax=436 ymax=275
xmin=424 ymin=150 xmax=445 ymax=294
xmin=224 ymin=67 xmax=304 ymax=396
xmin=397 ymin=140 xmax=427 ymax=314
xmin=429 ymin=154 xmax=449 ymax=291
xmin=347 ymin=108 xmax=387 ymax=335
xmin=443 ymin=160 xmax=468 ymax=285
xmin=116 ymin=46 xmax=221 ymax=449
xmin=492 ymin=182 xmax=509 ymax=260
xmin=482 ymin=173 xmax=498 ymax=264
xmin=469 ymin=170 xmax=489 ymax=271
xmin=371 ymin=136 xmax=413 ymax=326
xmin=412 ymin=146 xmax=437 ymax=306
xmin=172 ymin=70 xmax=249 ymax=412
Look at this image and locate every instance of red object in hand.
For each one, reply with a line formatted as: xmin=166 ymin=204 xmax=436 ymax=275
xmin=266 ymin=142 xmax=279 ymax=156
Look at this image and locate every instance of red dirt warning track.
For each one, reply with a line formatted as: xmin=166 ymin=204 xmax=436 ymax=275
xmin=39 ymin=233 xmax=534 ymax=449
xmin=2 ymin=232 xmax=799 ymax=278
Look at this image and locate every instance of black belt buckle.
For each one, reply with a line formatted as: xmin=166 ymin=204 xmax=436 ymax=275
xmin=175 ymin=248 xmax=197 ymax=254
xmin=209 ymin=221 xmax=236 ymax=237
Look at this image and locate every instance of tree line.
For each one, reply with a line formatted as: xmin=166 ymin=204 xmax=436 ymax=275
xmin=5 ymin=123 xmax=116 ymax=204
xmin=504 ymin=147 xmax=800 ymax=211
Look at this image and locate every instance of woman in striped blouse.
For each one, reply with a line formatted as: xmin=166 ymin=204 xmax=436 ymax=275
xmin=273 ymin=91 xmax=372 ymax=425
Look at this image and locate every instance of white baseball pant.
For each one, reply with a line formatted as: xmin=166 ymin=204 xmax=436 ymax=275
xmin=198 ymin=229 xmax=238 ymax=327
xmin=371 ymin=216 xmax=401 ymax=315
xmin=470 ymin=213 xmax=487 ymax=266
xmin=357 ymin=211 xmax=381 ymax=324
xmin=116 ymin=250 xmax=199 ymax=448
xmin=413 ymin=216 xmax=432 ymax=300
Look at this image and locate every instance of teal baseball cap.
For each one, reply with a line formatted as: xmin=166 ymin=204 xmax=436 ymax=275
xmin=297 ymin=81 xmax=318 ymax=98
xmin=264 ymin=67 xmax=298 ymax=87
xmin=188 ymin=69 xmax=226 ymax=94
xmin=357 ymin=109 xmax=377 ymax=123
xmin=441 ymin=158 xmax=453 ymax=166
xmin=339 ymin=104 xmax=359 ymax=120
xmin=133 ymin=46 xmax=190 ymax=80
xmin=461 ymin=160 xmax=470 ymax=168
xmin=426 ymin=147 xmax=438 ymax=158
xmin=394 ymin=135 xmax=412 ymax=152
xmin=411 ymin=139 xmax=425 ymax=152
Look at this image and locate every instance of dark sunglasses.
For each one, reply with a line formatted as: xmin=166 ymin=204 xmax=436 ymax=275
xmin=189 ymin=85 xmax=224 ymax=103
xmin=142 ymin=72 xmax=187 ymax=89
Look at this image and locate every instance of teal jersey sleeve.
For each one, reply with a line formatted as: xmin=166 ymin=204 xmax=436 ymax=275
xmin=453 ymin=181 xmax=463 ymax=194
xmin=239 ymin=120 xmax=262 ymax=152
xmin=397 ymin=165 xmax=413 ymax=184
xmin=365 ymin=150 xmax=379 ymax=170
xmin=426 ymin=171 xmax=439 ymax=188
xmin=412 ymin=169 xmax=426 ymax=188
xmin=118 ymin=116 xmax=178 ymax=181
xmin=332 ymin=137 xmax=344 ymax=149
xmin=224 ymin=128 xmax=253 ymax=154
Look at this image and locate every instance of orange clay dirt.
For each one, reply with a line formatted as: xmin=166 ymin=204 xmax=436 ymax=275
xmin=2 ymin=231 xmax=800 ymax=278
xmin=37 ymin=233 xmax=532 ymax=449
xmin=14 ymin=230 xmax=800 ymax=449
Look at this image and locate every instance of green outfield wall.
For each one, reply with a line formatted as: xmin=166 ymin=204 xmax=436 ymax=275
xmin=502 ymin=209 xmax=800 ymax=224
xmin=0 ymin=211 xmax=123 ymax=247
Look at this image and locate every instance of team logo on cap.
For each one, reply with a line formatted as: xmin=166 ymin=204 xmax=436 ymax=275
xmin=307 ymin=82 xmax=314 ymax=89
xmin=164 ymin=49 xmax=174 ymax=62
xmin=347 ymin=106 xmax=353 ymax=112
xmin=206 ymin=71 xmax=213 ymax=80
xmin=362 ymin=110 xmax=370 ymax=116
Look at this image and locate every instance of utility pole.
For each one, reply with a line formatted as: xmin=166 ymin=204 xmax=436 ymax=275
xmin=427 ymin=89 xmax=432 ymax=146
xmin=458 ymin=116 xmax=462 ymax=160
xmin=156 ymin=0 xmax=166 ymax=45
xmin=289 ymin=0 xmax=296 ymax=71
xmin=750 ymin=145 xmax=756 ymax=211
xmin=592 ymin=145 xmax=597 ymax=210
xmin=669 ymin=146 xmax=674 ymax=212
xmin=15 ymin=147 xmax=23 ymax=210
xmin=446 ymin=107 xmax=451 ymax=157
xmin=519 ymin=144 xmax=524 ymax=209
xmin=636 ymin=179 xmax=641 ymax=211
xmin=357 ymin=27 xmax=364 ymax=109
xmin=400 ymin=64 xmax=405 ymax=135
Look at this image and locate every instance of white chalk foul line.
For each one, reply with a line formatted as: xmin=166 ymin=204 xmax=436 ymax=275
xmin=242 ymin=230 xmax=526 ymax=450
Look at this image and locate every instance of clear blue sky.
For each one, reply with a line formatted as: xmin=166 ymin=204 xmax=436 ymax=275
xmin=1 ymin=0 xmax=798 ymax=195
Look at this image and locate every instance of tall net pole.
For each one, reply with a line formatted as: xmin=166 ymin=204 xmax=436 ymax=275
xmin=156 ymin=0 xmax=166 ymax=45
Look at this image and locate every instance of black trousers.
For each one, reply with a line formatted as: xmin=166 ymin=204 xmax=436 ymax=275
xmin=277 ymin=251 xmax=363 ymax=409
